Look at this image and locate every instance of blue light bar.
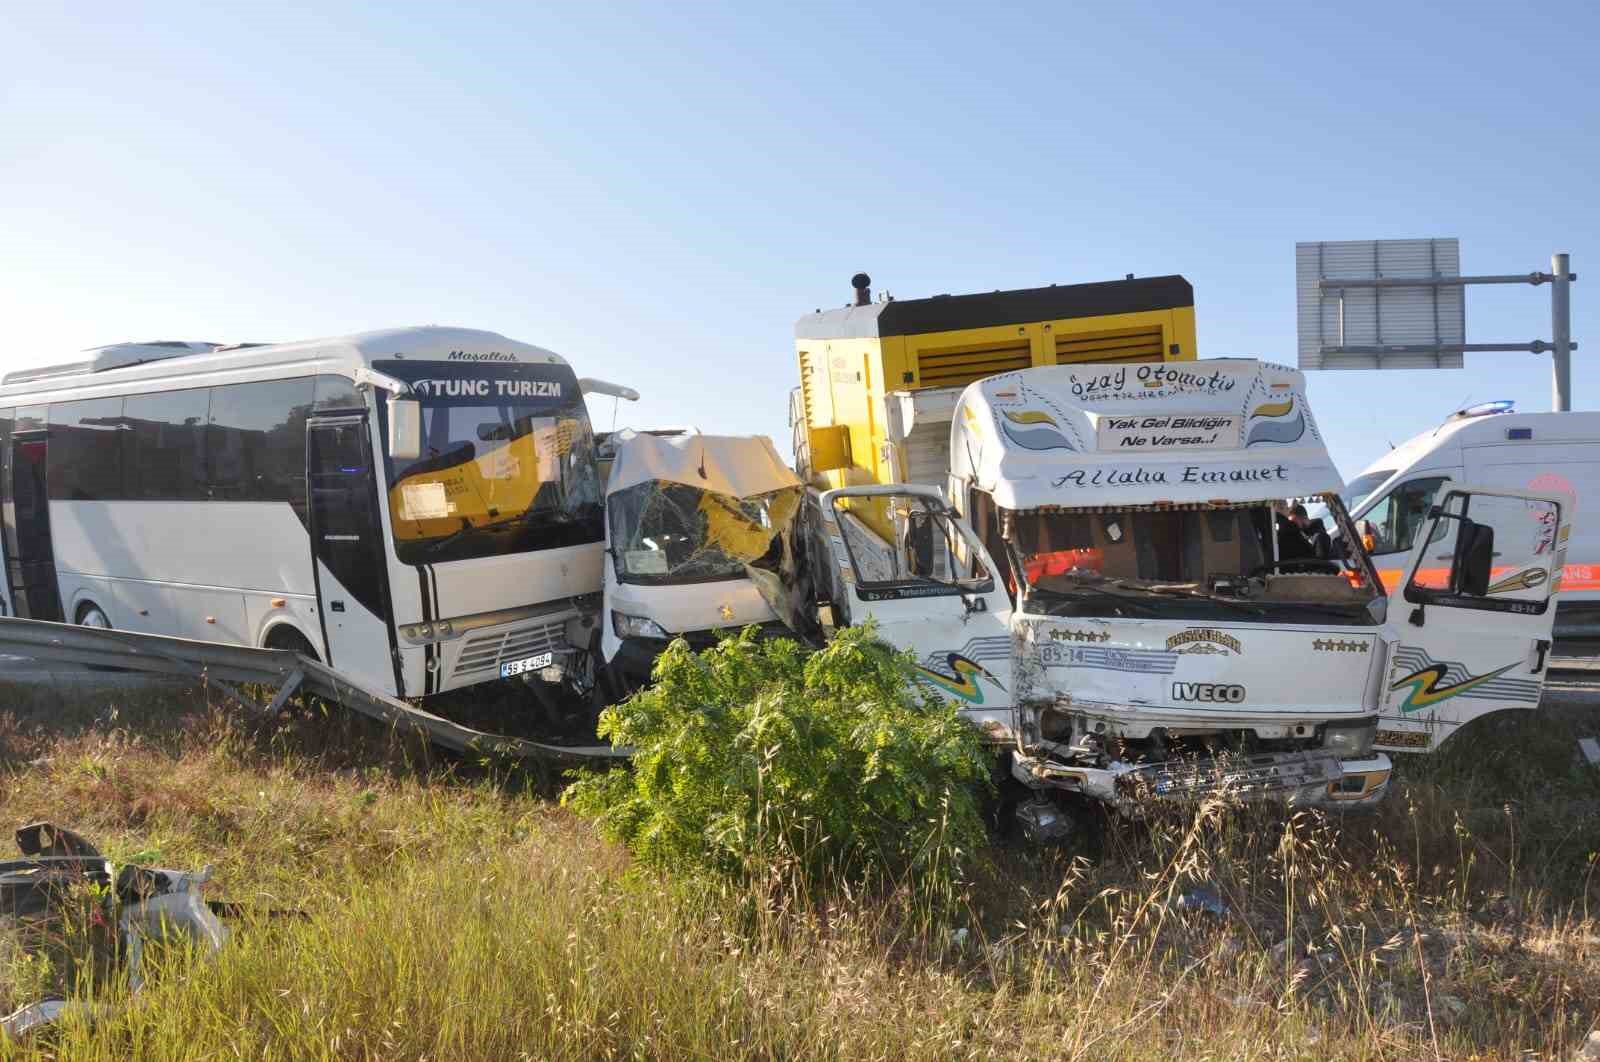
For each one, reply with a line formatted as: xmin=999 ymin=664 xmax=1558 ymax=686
xmin=1459 ymin=399 xmax=1516 ymax=418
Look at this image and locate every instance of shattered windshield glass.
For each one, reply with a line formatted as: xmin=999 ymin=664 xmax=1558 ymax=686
xmin=607 ymin=482 xmax=802 ymax=584
xmin=1003 ymin=499 xmax=1379 ymax=623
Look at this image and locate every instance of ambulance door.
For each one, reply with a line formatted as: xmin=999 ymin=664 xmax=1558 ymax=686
xmin=1377 ymin=487 xmax=1566 ymax=753
xmin=818 ymin=485 xmax=1016 ymax=739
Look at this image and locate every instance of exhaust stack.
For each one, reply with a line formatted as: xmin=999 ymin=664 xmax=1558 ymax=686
xmin=851 ymin=272 xmax=871 ymax=307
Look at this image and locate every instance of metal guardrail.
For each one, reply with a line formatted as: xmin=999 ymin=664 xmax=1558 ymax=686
xmin=0 ymin=617 xmax=628 ymax=765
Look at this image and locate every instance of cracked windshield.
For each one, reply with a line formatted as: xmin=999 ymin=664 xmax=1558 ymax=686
xmin=376 ymin=360 xmax=601 ymax=564
xmin=607 ymin=481 xmax=801 ymax=584
xmin=1002 ymin=499 xmax=1377 ymax=622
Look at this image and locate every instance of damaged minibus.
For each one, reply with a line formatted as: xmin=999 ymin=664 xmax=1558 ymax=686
xmin=599 ymin=431 xmax=806 ymax=695
xmin=805 ymin=359 xmax=1569 ymax=840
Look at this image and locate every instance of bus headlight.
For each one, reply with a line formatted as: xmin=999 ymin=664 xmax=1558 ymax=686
xmin=1322 ymin=719 xmax=1377 ymax=757
xmin=612 ymin=611 xmax=670 ymax=640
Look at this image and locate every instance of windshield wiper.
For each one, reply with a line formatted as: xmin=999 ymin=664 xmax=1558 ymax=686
xmin=1111 ymin=582 xmax=1270 ymax=617
xmin=423 ymin=514 xmax=525 ymax=555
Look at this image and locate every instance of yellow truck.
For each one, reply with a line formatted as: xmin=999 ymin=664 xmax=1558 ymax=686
xmin=791 ymin=273 xmax=1198 ymax=492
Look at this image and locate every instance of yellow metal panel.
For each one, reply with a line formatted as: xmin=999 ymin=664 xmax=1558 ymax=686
xmin=1169 ymin=306 xmax=1198 ymax=360
xmin=879 ymin=335 xmax=912 ymax=392
xmin=808 ymin=424 xmax=851 ymax=472
xmin=1043 ymin=308 xmax=1196 ymax=365
xmin=908 ymin=323 xmax=1043 ymax=390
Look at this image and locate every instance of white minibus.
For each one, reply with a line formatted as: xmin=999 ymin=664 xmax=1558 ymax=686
xmin=0 ymin=326 xmax=614 ymax=698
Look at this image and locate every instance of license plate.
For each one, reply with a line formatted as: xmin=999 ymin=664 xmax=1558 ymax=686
xmin=501 ymin=652 xmax=554 ymax=678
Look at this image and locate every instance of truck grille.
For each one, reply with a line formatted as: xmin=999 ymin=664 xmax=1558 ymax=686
xmin=453 ymin=621 xmax=567 ymax=679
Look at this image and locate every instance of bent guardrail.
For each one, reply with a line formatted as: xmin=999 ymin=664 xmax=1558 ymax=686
xmin=0 ymin=616 xmax=627 ymax=765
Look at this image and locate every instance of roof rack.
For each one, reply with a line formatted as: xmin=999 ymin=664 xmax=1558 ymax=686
xmin=2 ymin=341 xmax=222 ymax=387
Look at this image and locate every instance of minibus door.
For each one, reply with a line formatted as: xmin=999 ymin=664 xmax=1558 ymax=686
xmin=1378 ymin=487 xmax=1566 ymax=753
xmin=306 ymin=416 xmax=402 ymax=695
xmin=2 ymin=424 xmax=64 ymax=622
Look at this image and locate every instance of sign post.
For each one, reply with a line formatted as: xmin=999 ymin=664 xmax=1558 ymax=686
xmin=1552 ymin=252 xmax=1573 ymax=411
xmin=1296 ymin=239 xmax=1577 ymax=411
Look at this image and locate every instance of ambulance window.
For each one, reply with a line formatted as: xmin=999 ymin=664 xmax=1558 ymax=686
xmin=1361 ymin=477 xmax=1447 ymax=555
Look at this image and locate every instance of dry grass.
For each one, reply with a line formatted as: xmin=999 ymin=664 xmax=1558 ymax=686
xmin=0 ymin=677 xmax=1594 ymax=1059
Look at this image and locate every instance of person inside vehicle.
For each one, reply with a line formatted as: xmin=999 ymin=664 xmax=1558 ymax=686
xmin=1289 ymin=503 xmax=1332 ymax=560
xmin=1275 ymin=503 xmax=1314 ymax=561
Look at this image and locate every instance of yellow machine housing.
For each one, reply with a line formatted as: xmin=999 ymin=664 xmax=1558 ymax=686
xmin=793 ymin=275 xmax=1197 ymax=490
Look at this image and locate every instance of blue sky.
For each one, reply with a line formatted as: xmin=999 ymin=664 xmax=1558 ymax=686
xmin=1 ymin=3 xmax=1594 ymax=480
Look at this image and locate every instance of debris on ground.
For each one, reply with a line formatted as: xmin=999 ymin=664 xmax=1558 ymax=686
xmin=0 ymin=822 xmax=230 ymax=1042
xmin=1172 ymin=886 xmax=1229 ymax=917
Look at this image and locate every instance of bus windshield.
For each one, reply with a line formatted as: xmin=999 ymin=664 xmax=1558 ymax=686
xmin=374 ymin=360 xmax=601 ymax=565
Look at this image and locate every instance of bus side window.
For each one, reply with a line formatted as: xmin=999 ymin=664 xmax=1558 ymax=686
xmin=313 ymin=375 xmax=362 ymax=412
xmin=206 ymin=379 xmax=315 ymax=502
xmin=122 ymin=389 xmax=209 ymax=500
xmin=46 ymin=398 xmax=125 ymax=501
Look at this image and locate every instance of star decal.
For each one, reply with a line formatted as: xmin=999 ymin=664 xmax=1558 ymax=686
xmin=1313 ymin=639 xmax=1369 ymax=653
xmin=1049 ymin=628 xmax=1111 ymax=643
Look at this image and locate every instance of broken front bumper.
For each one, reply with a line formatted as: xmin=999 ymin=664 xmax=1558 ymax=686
xmin=1011 ymin=748 xmax=1392 ymax=813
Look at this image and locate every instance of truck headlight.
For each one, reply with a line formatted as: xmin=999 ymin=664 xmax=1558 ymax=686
xmin=612 ymin=611 xmax=670 ymax=640
xmin=1322 ymin=719 xmax=1377 ymax=757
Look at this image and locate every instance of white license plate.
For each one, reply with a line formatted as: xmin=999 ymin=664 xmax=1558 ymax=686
xmin=501 ymin=652 xmax=554 ymax=678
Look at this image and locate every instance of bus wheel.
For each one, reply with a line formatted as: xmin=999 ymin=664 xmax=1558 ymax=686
xmin=75 ymin=603 xmax=111 ymax=629
xmin=265 ymin=627 xmax=320 ymax=662
xmin=74 ymin=603 xmax=116 ymax=671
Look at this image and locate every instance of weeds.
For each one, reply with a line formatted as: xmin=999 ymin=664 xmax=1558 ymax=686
xmin=563 ymin=625 xmax=992 ymax=910
xmin=0 ymin=675 xmax=1593 ymax=1057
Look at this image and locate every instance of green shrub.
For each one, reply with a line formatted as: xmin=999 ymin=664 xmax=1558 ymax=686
xmin=563 ymin=624 xmax=992 ymax=901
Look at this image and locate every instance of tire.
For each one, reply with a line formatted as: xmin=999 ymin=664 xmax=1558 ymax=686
xmin=74 ymin=602 xmax=118 ymax=671
xmin=264 ymin=627 xmax=320 ymax=662
xmin=75 ymin=602 xmax=111 ymax=629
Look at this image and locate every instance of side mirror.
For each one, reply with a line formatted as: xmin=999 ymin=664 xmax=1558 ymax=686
xmin=388 ymin=396 xmax=422 ymax=460
xmin=1451 ymin=518 xmax=1494 ymax=596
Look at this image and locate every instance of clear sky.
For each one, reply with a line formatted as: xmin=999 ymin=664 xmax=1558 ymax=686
xmin=2 ymin=3 xmax=1594 ymax=480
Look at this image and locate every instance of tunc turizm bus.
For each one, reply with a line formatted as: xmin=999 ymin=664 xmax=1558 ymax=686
xmin=0 ymin=327 xmax=639 ymax=701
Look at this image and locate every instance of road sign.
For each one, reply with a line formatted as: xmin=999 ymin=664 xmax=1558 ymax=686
xmin=1296 ymin=239 xmax=1465 ymax=370
xmin=1295 ymin=239 xmax=1577 ymax=411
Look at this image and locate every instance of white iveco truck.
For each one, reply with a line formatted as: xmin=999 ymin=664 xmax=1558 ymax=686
xmin=807 ymin=359 xmax=1568 ymax=838
xmin=0 ymin=326 xmax=636 ymax=701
